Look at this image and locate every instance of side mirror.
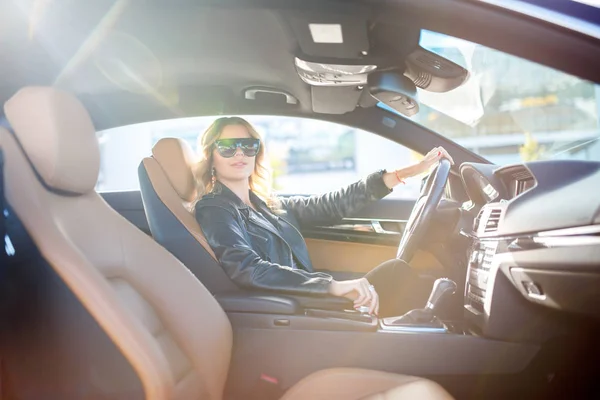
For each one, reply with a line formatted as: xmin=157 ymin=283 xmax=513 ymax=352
xmin=368 ymin=71 xmax=419 ymax=117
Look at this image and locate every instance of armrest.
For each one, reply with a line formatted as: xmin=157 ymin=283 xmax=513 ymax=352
xmin=288 ymin=294 xmax=354 ymax=311
xmin=215 ymin=291 xmax=354 ymax=315
xmin=215 ymin=292 xmax=300 ymax=315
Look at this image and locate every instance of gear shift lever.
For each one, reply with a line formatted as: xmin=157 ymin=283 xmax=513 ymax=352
xmin=385 ymin=278 xmax=457 ymax=327
xmin=425 ymin=278 xmax=457 ymax=313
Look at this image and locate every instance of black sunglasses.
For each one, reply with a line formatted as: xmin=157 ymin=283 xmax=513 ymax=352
xmin=214 ymin=138 xmax=261 ymax=158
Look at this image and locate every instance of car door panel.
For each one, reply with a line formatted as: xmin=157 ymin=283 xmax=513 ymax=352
xmin=305 ymin=238 xmax=396 ymax=273
xmin=306 ymin=237 xmax=443 ymax=277
xmin=299 ymin=197 xmax=445 ymax=276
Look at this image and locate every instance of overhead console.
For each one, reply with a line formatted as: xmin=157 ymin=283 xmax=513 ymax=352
xmin=279 ymin=8 xmax=469 ymax=114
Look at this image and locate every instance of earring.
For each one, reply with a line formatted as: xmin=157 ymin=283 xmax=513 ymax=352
xmin=211 ymin=167 xmax=216 ymax=185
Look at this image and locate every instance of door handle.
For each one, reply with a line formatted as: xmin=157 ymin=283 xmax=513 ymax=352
xmin=244 ymin=87 xmax=298 ymax=104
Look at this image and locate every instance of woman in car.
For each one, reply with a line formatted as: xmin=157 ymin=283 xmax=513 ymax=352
xmin=194 ymin=117 xmax=453 ymax=317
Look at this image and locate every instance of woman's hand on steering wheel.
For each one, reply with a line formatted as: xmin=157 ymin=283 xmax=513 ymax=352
xmin=411 ymin=146 xmax=454 ymax=177
xmin=383 ymin=146 xmax=454 ymax=189
xmin=328 ymin=278 xmax=379 ymax=316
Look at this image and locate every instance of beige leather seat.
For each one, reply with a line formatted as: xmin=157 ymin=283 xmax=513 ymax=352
xmin=0 ymin=86 xmax=453 ymax=400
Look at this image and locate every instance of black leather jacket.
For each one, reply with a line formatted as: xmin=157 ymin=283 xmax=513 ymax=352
xmin=195 ymin=170 xmax=392 ymax=295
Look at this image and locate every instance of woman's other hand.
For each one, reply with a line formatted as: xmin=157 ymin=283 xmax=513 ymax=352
xmin=328 ymin=278 xmax=379 ymax=316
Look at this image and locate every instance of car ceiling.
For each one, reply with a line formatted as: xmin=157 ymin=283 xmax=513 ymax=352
xmin=1 ymin=0 xmax=600 ymax=132
xmin=1 ymin=1 xmax=318 ymax=125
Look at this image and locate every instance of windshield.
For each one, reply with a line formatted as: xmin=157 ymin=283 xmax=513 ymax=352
xmin=397 ymin=30 xmax=600 ymax=165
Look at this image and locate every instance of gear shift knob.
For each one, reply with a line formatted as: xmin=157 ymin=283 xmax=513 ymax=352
xmin=425 ymin=278 xmax=457 ymax=312
xmin=383 ymin=277 xmax=457 ymax=327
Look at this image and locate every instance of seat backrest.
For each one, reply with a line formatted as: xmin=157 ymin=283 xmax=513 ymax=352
xmin=0 ymin=87 xmax=232 ymax=400
xmin=138 ymin=138 xmax=237 ymax=294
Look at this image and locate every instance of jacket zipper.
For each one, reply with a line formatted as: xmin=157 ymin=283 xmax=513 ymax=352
xmin=247 ymin=216 xmax=295 ymax=268
xmin=276 ymin=215 xmax=312 ymax=270
xmin=247 ymin=230 xmax=268 ymax=243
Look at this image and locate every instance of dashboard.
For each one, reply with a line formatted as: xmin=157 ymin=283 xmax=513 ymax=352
xmin=458 ymin=160 xmax=600 ymax=342
xmin=461 ymin=160 xmax=600 ymax=236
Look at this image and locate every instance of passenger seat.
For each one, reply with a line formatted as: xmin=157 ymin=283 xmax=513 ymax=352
xmin=0 ymin=86 xmax=454 ymax=400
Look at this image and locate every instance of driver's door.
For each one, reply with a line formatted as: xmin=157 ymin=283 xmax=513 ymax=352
xmin=297 ymin=197 xmax=444 ymax=281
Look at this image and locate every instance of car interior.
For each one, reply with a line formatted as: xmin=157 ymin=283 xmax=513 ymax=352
xmin=1 ymin=0 xmax=599 ymax=399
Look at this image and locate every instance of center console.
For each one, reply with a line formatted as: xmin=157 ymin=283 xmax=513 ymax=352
xmin=216 ymin=199 xmax=578 ymax=397
xmin=219 ymin=274 xmax=541 ymax=397
xmin=464 ymin=205 xmax=507 ymax=308
xmin=381 ymin=277 xmax=457 ymax=333
xmin=462 ymin=203 xmax=573 ymax=343
xmin=464 ymin=232 xmax=501 ymax=319
xmin=216 ymin=277 xmax=458 ymax=334
xmin=462 ymin=203 xmax=531 ymax=339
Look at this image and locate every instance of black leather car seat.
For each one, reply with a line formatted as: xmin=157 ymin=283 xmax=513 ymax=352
xmin=138 ymin=138 xmax=237 ymax=294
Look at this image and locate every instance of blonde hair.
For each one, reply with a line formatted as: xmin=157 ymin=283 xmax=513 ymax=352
xmin=193 ymin=117 xmax=279 ymax=209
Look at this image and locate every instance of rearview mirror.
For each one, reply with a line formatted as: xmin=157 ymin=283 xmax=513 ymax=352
xmin=368 ymin=72 xmax=419 ymax=117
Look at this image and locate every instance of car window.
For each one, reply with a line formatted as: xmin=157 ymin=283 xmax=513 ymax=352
xmin=96 ymin=116 xmax=422 ymax=199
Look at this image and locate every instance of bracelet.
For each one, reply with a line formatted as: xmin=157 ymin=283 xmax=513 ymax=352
xmin=394 ymin=170 xmax=406 ymax=184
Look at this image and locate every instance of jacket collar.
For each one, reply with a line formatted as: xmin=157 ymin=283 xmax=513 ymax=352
xmin=212 ymin=180 xmax=270 ymax=213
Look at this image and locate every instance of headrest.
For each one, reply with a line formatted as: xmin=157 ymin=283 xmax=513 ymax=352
xmin=152 ymin=138 xmax=199 ymax=202
xmin=4 ymin=86 xmax=100 ymax=194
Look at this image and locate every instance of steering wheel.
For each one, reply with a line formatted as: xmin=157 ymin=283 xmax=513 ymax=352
xmin=397 ymin=158 xmax=452 ymax=262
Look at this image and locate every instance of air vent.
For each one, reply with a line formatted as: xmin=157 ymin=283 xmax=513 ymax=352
xmin=511 ymin=168 xmax=533 ymax=181
xmin=484 ymin=208 xmax=502 ymax=232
